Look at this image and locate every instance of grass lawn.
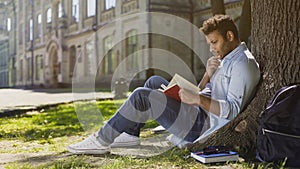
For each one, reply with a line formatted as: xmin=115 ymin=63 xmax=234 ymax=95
xmin=0 ymin=99 xmax=284 ymax=169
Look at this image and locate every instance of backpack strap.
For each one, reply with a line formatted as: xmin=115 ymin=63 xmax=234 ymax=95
xmin=266 ymin=85 xmax=298 ymax=110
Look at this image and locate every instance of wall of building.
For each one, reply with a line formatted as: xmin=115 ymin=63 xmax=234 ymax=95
xmin=7 ymin=0 xmax=244 ymax=89
xmin=0 ymin=0 xmax=12 ymax=88
xmin=0 ymin=39 xmax=9 ymax=87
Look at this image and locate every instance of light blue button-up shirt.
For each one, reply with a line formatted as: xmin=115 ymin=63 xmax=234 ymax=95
xmin=195 ymin=42 xmax=260 ymax=143
xmin=209 ymin=42 xmax=260 ymax=120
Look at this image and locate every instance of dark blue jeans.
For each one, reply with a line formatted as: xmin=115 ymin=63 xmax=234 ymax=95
xmin=98 ymin=76 xmax=208 ymax=144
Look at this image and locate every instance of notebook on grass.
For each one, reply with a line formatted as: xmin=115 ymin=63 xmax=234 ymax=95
xmin=190 ymin=151 xmax=239 ymax=164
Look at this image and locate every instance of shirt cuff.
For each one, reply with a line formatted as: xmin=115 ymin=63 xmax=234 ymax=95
xmin=218 ymin=100 xmax=229 ymax=119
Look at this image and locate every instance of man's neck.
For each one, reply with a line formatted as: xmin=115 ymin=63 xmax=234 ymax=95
xmin=221 ymin=40 xmax=241 ymax=60
xmin=232 ymin=40 xmax=241 ymax=50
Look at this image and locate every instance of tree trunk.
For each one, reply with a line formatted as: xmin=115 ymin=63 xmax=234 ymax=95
xmin=211 ymin=0 xmax=226 ymax=15
xmin=189 ymin=0 xmax=300 ymax=158
xmin=239 ymin=0 xmax=251 ymax=45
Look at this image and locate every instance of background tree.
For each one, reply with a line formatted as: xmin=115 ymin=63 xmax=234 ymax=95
xmin=238 ymin=0 xmax=251 ymax=45
xmin=190 ymin=0 xmax=300 ymax=158
xmin=211 ymin=0 xmax=226 ymax=15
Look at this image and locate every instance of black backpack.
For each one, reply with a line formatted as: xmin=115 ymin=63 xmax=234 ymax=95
xmin=256 ymin=84 xmax=300 ymax=167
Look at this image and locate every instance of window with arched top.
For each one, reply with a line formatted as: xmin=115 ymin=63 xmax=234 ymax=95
xmin=37 ymin=14 xmax=42 ymax=38
xmin=58 ymin=2 xmax=63 ymax=18
xmin=35 ymin=55 xmax=43 ymax=81
xmin=46 ymin=8 xmax=52 ymax=23
xmin=104 ymin=36 xmax=114 ymax=74
xmin=126 ymin=30 xmax=138 ymax=71
xmin=69 ymin=46 xmax=76 ymax=78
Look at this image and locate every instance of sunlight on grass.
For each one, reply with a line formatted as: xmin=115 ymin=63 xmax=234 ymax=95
xmin=0 ymin=99 xmax=159 ymax=154
xmin=0 ymin=104 xmax=83 ymax=141
xmin=0 ymin=99 xmax=285 ymax=169
xmin=0 ymin=99 xmax=130 ymax=141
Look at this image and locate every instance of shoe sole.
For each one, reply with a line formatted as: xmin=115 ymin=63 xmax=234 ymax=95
xmin=110 ymin=141 xmax=140 ymax=148
xmin=67 ymin=146 xmax=110 ymax=155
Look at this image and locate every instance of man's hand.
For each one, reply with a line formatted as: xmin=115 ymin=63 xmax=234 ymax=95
xmin=179 ymin=88 xmax=221 ymax=116
xmin=206 ymin=56 xmax=221 ymax=78
xmin=179 ymin=88 xmax=200 ymax=105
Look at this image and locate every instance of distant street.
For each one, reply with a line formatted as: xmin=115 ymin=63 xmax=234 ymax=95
xmin=0 ymin=88 xmax=113 ymax=113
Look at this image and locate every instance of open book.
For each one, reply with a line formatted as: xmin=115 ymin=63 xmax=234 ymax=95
xmin=160 ymin=74 xmax=200 ymax=101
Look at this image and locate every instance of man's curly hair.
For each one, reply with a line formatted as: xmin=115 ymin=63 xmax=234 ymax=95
xmin=200 ymin=15 xmax=239 ymax=41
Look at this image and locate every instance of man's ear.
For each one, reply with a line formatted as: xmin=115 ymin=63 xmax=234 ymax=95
xmin=226 ymin=31 xmax=234 ymax=41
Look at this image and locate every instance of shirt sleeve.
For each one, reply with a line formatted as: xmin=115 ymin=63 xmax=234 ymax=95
xmin=219 ymin=58 xmax=260 ymax=120
xmin=200 ymin=82 xmax=212 ymax=97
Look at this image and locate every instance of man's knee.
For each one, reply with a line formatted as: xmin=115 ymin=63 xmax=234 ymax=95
xmin=144 ymin=75 xmax=165 ymax=88
xmin=129 ymin=87 xmax=152 ymax=111
xmin=131 ymin=87 xmax=150 ymax=98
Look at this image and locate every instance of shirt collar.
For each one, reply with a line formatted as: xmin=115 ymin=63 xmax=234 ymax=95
xmin=223 ymin=42 xmax=247 ymax=61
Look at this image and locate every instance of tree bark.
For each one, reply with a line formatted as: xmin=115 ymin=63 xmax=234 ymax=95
xmin=189 ymin=0 xmax=300 ymax=158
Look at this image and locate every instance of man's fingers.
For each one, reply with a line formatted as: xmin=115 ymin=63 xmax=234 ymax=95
xmin=207 ymin=60 xmax=220 ymax=70
xmin=206 ymin=56 xmax=221 ymax=77
xmin=208 ymin=58 xmax=220 ymax=66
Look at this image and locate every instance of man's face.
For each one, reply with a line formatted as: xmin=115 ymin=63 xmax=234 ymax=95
xmin=205 ymin=30 xmax=232 ymax=59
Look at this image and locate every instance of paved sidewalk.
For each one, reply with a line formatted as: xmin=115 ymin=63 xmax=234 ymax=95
xmin=0 ymin=88 xmax=113 ymax=114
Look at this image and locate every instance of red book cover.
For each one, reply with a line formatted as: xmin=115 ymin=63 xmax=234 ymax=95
xmin=163 ymin=84 xmax=181 ymax=101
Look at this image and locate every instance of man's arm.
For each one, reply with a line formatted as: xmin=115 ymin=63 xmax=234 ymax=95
xmin=198 ymin=56 xmax=221 ymax=90
xmin=199 ymin=93 xmax=220 ymax=116
xmin=179 ymin=88 xmax=220 ymax=116
xmin=179 ymin=55 xmax=222 ymax=116
xmin=198 ymin=72 xmax=210 ymax=90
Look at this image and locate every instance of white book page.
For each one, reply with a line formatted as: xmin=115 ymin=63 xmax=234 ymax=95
xmin=172 ymin=74 xmax=200 ymax=94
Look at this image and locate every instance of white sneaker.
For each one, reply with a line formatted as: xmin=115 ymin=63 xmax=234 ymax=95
xmin=152 ymin=125 xmax=166 ymax=133
xmin=68 ymin=133 xmax=110 ymax=155
xmin=110 ymin=132 xmax=140 ymax=148
xmin=166 ymin=134 xmax=191 ymax=149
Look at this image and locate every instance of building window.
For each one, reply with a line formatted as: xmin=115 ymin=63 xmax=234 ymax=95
xmin=72 ymin=0 xmax=79 ymax=22
xmin=40 ymin=56 xmax=44 ymax=69
xmin=27 ymin=57 xmax=32 ymax=81
xmin=104 ymin=36 xmax=114 ymax=74
xmin=19 ymin=59 xmax=23 ymax=81
xmin=19 ymin=23 xmax=23 ymax=44
xmin=58 ymin=2 xmax=63 ymax=18
xmin=35 ymin=55 xmax=41 ymax=80
xmin=37 ymin=14 xmax=42 ymax=38
xmin=85 ymin=40 xmax=96 ymax=76
xmin=0 ymin=43 xmax=8 ymax=67
xmin=87 ymin=0 xmax=95 ymax=17
xmin=127 ymin=30 xmax=138 ymax=54
xmin=7 ymin=18 xmax=11 ymax=31
xmin=126 ymin=30 xmax=138 ymax=70
xmin=46 ymin=8 xmax=52 ymax=23
xmin=69 ymin=46 xmax=76 ymax=78
xmin=29 ymin=19 xmax=33 ymax=41
xmin=105 ymin=0 xmax=116 ymax=10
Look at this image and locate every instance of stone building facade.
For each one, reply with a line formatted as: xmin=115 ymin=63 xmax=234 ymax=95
xmin=0 ymin=37 xmax=9 ymax=87
xmin=0 ymin=0 xmax=16 ymax=88
xmin=6 ymin=0 xmax=244 ymax=88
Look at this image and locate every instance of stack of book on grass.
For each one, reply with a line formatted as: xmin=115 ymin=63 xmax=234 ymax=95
xmin=190 ymin=146 xmax=239 ymax=164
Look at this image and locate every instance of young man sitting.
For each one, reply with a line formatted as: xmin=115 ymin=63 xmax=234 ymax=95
xmin=68 ymin=14 xmax=260 ymax=155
